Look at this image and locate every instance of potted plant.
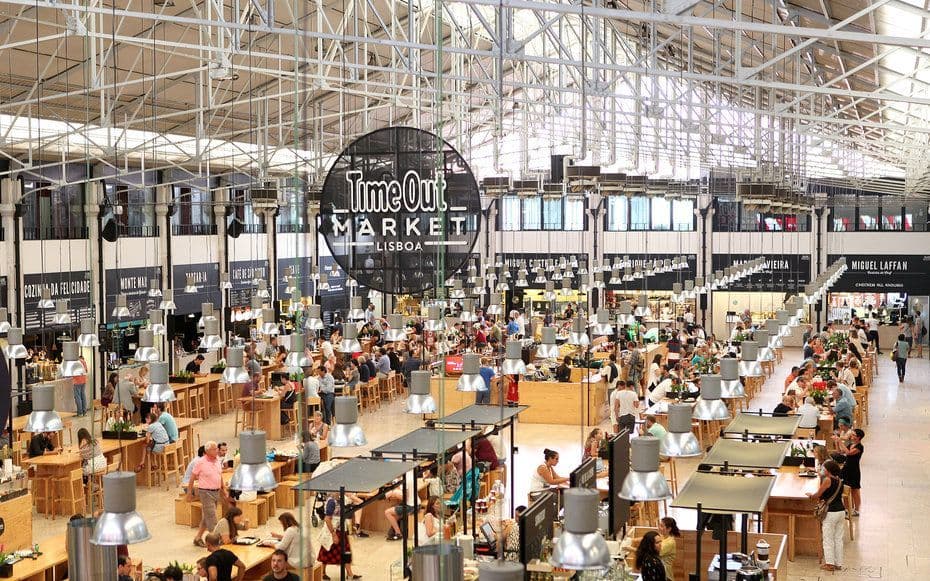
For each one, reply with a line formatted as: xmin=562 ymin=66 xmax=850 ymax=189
xmin=102 ymin=419 xmax=142 ymax=440
xmin=809 ymin=388 xmax=829 ymax=406
xmin=210 ymin=359 xmax=227 ymax=374
xmin=783 ymin=444 xmax=814 ymax=467
xmin=0 ymin=545 xmax=13 ymax=578
xmin=167 ymin=561 xmax=198 ymax=581
xmin=170 ymin=370 xmax=197 ymax=384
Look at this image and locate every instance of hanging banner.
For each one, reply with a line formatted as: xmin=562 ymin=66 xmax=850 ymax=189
xmin=276 ymin=257 xmax=315 ymax=298
xmin=228 ymin=259 xmax=270 ymax=307
xmin=170 ymin=263 xmax=221 ymax=315
xmin=104 ymin=266 xmax=162 ymax=323
xmin=603 ymin=253 xmax=698 ymax=291
xmin=319 ymin=126 xmax=481 ymax=295
xmin=23 ymin=271 xmax=93 ymax=331
xmin=711 ymin=254 xmax=811 ymax=292
xmin=828 ymin=254 xmax=930 ymax=294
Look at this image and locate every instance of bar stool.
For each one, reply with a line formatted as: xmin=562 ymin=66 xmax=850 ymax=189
xmin=175 ymin=389 xmax=190 ymax=418
xmin=31 ymin=471 xmax=55 ymax=517
xmin=214 ymin=381 xmax=231 ymax=415
xmin=282 ymin=408 xmax=298 ymax=439
xmin=52 ymin=468 xmax=86 ymax=520
xmin=190 ymin=385 xmax=207 ymax=419
xmin=235 ymin=399 xmax=257 ymax=436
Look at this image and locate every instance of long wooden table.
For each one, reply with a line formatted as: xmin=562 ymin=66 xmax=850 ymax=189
xmin=7 ymin=534 xmax=67 ymax=581
xmin=764 ymin=468 xmax=821 ymax=560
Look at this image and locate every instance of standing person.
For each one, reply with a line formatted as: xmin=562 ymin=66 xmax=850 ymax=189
xmin=646 ymin=354 xmax=663 ymax=392
xmin=203 ymin=533 xmax=245 ymax=581
xmin=627 ymin=343 xmax=645 ymax=396
xmin=317 ymin=492 xmax=363 ymax=579
xmin=867 ymin=312 xmax=881 ymax=354
xmin=610 ymin=381 xmax=639 ymax=435
xmin=317 ymin=365 xmax=335 ymax=425
xmin=835 ymin=429 xmax=864 ymax=516
xmin=186 ymin=441 xmax=232 ymax=548
xmin=72 ymin=356 xmax=88 ymax=416
xmin=806 ymin=460 xmax=846 ymax=572
xmin=635 ymin=531 xmax=667 ymax=581
xmin=476 ymin=362 xmax=495 ymax=405
xmin=914 ymin=313 xmax=925 ymax=358
xmin=658 ymin=517 xmax=681 ymax=581
xmin=894 ymin=333 xmax=909 ymax=382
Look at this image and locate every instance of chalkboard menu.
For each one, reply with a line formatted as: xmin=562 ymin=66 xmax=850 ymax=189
xmin=104 ymin=266 xmax=162 ymax=323
xmin=228 ymin=259 xmax=270 ymax=307
xmin=170 ymin=263 xmax=221 ymax=315
xmin=23 ymin=271 xmax=93 ymax=331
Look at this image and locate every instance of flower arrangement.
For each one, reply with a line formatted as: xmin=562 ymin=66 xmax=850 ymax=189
xmin=809 ymin=388 xmax=829 ymax=405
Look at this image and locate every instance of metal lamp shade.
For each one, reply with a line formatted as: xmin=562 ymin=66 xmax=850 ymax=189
xmin=694 ymin=276 xmax=707 ymax=294
xmin=618 ymin=437 xmax=673 ymax=501
xmin=536 ymin=327 xmax=560 ymax=359
xmin=5 ymin=328 xmax=28 ymax=359
xmin=660 ymin=403 xmax=702 ymax=457
xmin=158 ymin=290 xmax=177 ymax=311
xmin=348 ymin=296 xmax=366 ymax=321
xmin=148 ymin=279 xmax=163 ymax=297
xmin=305 ymin=304 xmax=325 ymax=330
xmin=459 ymin=299 xmax=477 ymax=323
xmin=616 ymin=301 xmax=636 ymax=326
xmin=201 ymin=318 xmax=225 ymax=351
xmin=718 ymin=358 xmax=745 ymax=398
xmin=259 ymin=308 xmax=279 ymax=336
xmin=91 ymin=472 xmax=151 ymax=545
xmin=340 ymin=324 xmax=362 ymax=352
xmin=775 ymin=310 xmax=791 ymax=337
xmin=317 ymin=273 xmax=330 ymax=291
xmin=479 ymin=560 xmax=524 ymax=580
xmin=112 ymin=294 xmax=131 ymax=318
xmin=765 ymin=319 xmax=784 ymax=348
xmin=222 ymin=348 xmax=250 ymax=383
xmin=634 ymin=294 xmax=652 ymax=317
xmin=738 ymin=341 xmax=764 ymax=377
xmin=38 ymin=288 xmax=55 ymax=309
xmin=59 ymin=342 xmax=86 ymax=377
xmin=568 ymin=315 xmax=590 ymax=346
xmin=543 ymin=281 xmax=556 ymax=301
xmin=692 ymin=375 xmax=732 ymax=421
xmin=256 ymin=280 xmax=271 ymax=299
xmin=406 ymin=370 xmax=437 ymax=413
xmin=52 ymin=300 xmax=72 ymax=325
xmin=142 ymin=362 xmax=176 ymax=403
xmin=532 ymin=268 xmax=546 ymax=284
xmin=423 ymin=306 xmax=445 ymax=331
xmin=755 ymin=330 xmax=775 ymax=362
xmin=228 ymin=431 xmax=277 ymax=492
xmin=24 ymin=384 xmax=64 ymax=433
xmin=147 ymin=309 xmax=166 ymax=337
xmin=329 ymin=397 xmax=367 ymax=447
xmin=591 ymin=309 xmax=614 ymax=336
xmin=0 ymin=307 xmax=9 ymax=333
xmin=384 ymin=313 xmax=406 ymax=341
xmin=77 ymin=318 xmax=100 ymax=347
xmin=450 ymin=280 xmax=466 ymax=299
xmin=472 ymin=277 xmax=487 ymax=296
xmin=577 ymin=274 xmax=590 ymax=294
xmin=457 ymin=353 xmax=488 ymax=392
xmin=501 ymin=341 xmax=526 ymax=375
xmin=133 ymin=330 xmax=160 ymax=362
xmin=495 ymin=278 xmax=511 ymax=292
xmin=591 ymin=272 xmax=605 ymax=290
xmin=550 ymin=488 xmax=611 ymax=570
xmin=220 ymin=273 xmax=232 ymax=290
xmin=184 ymin=275 xmax=199 ymax=294
xmin=284 ymin=334 xmax=312 ymax=371
xmin=197 ymin=303 xmax=216 ymax=330
xmin=285 ymin=277 xmax=297 ymax=294
xmin=486 ymin=293 xmax=503 ymax=315
xmin=515 ymin=270 xmax=529 ymax=288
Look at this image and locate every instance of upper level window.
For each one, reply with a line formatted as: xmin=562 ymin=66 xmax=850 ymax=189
xmin=521 ymin=195 xmax=542 ymax=230
xmin=858 ymin=202 xmax=879 ymax=231
xmin=21 ymin=180 xmax=86 ymax=240
xmin=105 ymin=183 xmax=156 ymax=237
xmin=606 ymin=196 xmax=628 ymax=231
xmin=904 ymin=202 xmax=927 ymax=231
xmin=882 ymin=204 xmax=903 ymax=231
xmin=171 ymin=185 xmax=216 ymax=235
xmin=564 ymin=197 xmax=585 ymax=231
xmin=542 ymin=197 xmax=562 ymax=230
xmin=500 ymin=195 xmax=520 ymax=231
xmin=630 ymin=197 xmax=649 ymax=230
xmin=230 ymin=189 xmax=265 ymax=234
xmin=672 ymin=199 xmax=695 ymax=231
xmin=277 ymin=186 xmax=311 ymax=233
xmin=650 ymin=197 xmax=671 ymax=230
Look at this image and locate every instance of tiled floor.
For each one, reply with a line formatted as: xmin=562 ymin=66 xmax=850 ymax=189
xmin=31 ymin=349 xmax=930 ymax=579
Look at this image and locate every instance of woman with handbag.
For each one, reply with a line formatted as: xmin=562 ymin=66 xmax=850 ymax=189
xmin=806 ymin=460 xmax=846 ymax=572
xmin=317 ymin=492 xmax=362 ymax=579
xmin=894 ymin=333 xmax=909 ymax=382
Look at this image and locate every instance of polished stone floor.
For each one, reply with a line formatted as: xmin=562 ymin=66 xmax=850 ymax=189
xmin=32 ymin=348 xmax=929 ymax=579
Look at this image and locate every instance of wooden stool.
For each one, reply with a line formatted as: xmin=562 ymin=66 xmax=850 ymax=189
xmin=378 ymin=375 xmax=396 ymax=402
xmin=189 ymin=386 xmax=207 ymax=419
xmin=214 ymin=382 xmax=231 ymax=415
xmin=175 ymin=390 xmax=190 ymax=418
xmin=52 ymin=468 xmax=86 ymax=520
xmin=235 ymin=400 xmax=258 ymax=436
xmin=282 ymin=408 xmax=298 ymax=439
xmin=31 ymin=473 xmax=55 ymax=517
xmin=87 ymin=471 xmax=105 ymax=511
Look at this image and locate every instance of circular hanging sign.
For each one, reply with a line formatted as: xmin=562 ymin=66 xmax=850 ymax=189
xmin=319 ymin=127 xmax=481 ymax=295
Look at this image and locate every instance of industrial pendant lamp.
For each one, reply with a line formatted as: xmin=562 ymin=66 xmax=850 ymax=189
xmin=184 ymin=275 xmax=199 ymax=294
xmin=550 ymin=488 xmax=611 ymax=570
xmin=578 ymin=274 xmax=590 ymax=293
xmin=23 ymin=384 xmax=64 ymax=433
xmin=222 ymin=348 xmax=250 ymax=383
xmin=59 ymin=342 xmax=85 ymax=377
xmin=472 ymin=276 xmax=487 ymax=296
xmin=764 ymin=319 xmax=783 ymax=348
xmin=229 ymin=431 xmax=278 ymax=492
xmin=158 ymin=290 xmax=177 ymax=311
xmin=457 ymin=353 xmax=488 ymax=392
xmin=197 ymin=303 xmax=217 ymax=330
xmin=38 ymin=288 xmax=55 ymax=309
xmin=683 ymin=280 xmax=696 ymax=300
xmin=348 ymin=296 xmax=366 ymax=321
xmin=201 ymin=319 xmax=225 ymax=351
xmin=479 ymin=560 xmax=524 ymax=580
xmin=329 ymin=397 xmax=367 ymax=447
xmin=617 ymin=301 xmax=636 ymax=326
xmin=550 ymin=267 xmax=563 ymax=282
xmin=5 ymin=328 xmax=27 ymax=359
xmin=305 ymin=304 xmax=324 ymax=330
xmin=755 ymin=329 xmax=775 ymax=362
xmin=51 ymin=300 xmax=72 ymax=325
xmin=671 ymin=283 xmax=684 ymax=304
xmin=133 ymin=330 xmax=160 ymax=362
xmin=340 ymin=324 xmax=361 ymax=352
xmin=405 ymin=370 xmax=437 ymax=414
xmin=0 ymin=308 xmax=10 ymax=333
xmin=255 ymin=279 xmax=271 ymax=299
xmin=660 ymin=403 xmax=702 ymax=457
xmin=495 ymin=276 xmax=510 ymax=292
xmin=533 ymin=267 xmax=547 ymax=284
xmin=692 ymin=375 xmax=732 ymax=421
xmin=775 ymin=310 xmax=791 ymax=338
xmin=90 ymin=472 xmax=151 ymax=545
xmin=591 ymin=309 xmax=614 ymax=336
xmin=543 ymin=281 xmax=557 ymax=301
xmin=515 ymin=269 xmax=529 ymax=288
xmin=568 ymin=315 xmax=590 ymax=347
xmin=591 ymin=271 xmax=605 ymax=290
xmin=220 ymin=273 xmax=232 ymax=290
xmin=621 ymin=266 xmax=634 ymax=283
xmin=501 ymin=340 xmax=527 ymax=375
xmin=142 ymin=362 xmax=176 ymax=403
xmin=259 ymin=308 xmax=279 ymax=336
xmin=738 ymin=341 xmax=763 ymax=378
xmin=460 ymin=299 xmax=477 ymax=323
xmin=147 ymin=279 xmax=163 ymax=298
xmin=249 ymin=295 xmax=264 ymax=320
xmin=450 ymin=279 xmax=467 ymax=299
xmin=486 ymin=292 xmax=503 ymax=316
xmin=284 ymin=334 xmax=312 ymax=372
xmin=424 ymin=306 xmax=445 ymax=331
xmin=285 ymin=276 xmax=297 ymax=295
xmin=112 ymin=294 xmax=131 ymax=318
xmin=718 ymin=358 xmax=745 ymax=399
xmin=634 ymin=293 xmax=652 ymax=317
xmin=384 ymin=314 xmax=406 ymax=341
xmin=78 ymin=319 xmax=100 ymax=347
xmin=608 ymin=267 xmax=622 ymax=286
xmin=694 ymin=276 xmax=707 ymax=294
xmin=560 ymin=278 xmax=573 ymax=297
xmin=618 ymin=437 xmax=673 ymax=501
xmin=148 ymin=309 xmax=166 ymax=336
xmin=536 ymin=327 xmax=559 ymax=359
xmin=317 ymin=273 xmax=331 ymax=291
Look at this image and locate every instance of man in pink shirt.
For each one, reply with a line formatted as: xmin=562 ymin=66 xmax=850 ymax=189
xmin=186 ymin=440 xmax=232 ymax=547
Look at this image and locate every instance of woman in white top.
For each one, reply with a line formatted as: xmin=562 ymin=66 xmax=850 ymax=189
xmin=417 ymin=496 xmax=442 ymax=545
xmin=270 ymin=512 xmax=314 ymax=568
xmin=529 ymin=449 xmax=570 ymax=493
xmin=646 ymin=354 xmax=663 ymax=390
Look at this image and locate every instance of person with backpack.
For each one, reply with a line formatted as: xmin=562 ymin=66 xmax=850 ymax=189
xmin=601 ymin=353 xmax=620 ymax=391
xmin=626 ymin=342 xmax=645 ymax=396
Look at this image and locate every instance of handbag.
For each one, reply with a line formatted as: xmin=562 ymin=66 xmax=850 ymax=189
xmin=317 ymin=525 xmax=334 ymax=551
xmin=813 ymin=476 xmax=843 ymax=522
xmin=890 ymin=350 xmax=898 ymax=361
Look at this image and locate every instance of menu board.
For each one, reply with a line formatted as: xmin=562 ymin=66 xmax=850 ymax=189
xmin=170 ymin=263 xmax=221 ymax=315
xmin=23 ymin=271 xmax=93 ymax=331
xmin=711 ymin=253 xmax=810 ymax=292
xmin=828 ymin=254 xmax=930 ymax=295
xmin=104 ymin=266 xmax=162 ymax=323
xmin=228 ymin=259 xmax=270 ymax=307
xmin=603 ymin=253 xmax=698 ymax=290
xmin=276 ymin=257 xmax=315 ymax=298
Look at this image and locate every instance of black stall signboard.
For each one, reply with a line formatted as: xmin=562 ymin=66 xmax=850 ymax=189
xmin=276 ymin=257 xmax=314 ymax=298
xmin=711 ymin=254 xmax=810 ymax=292
xmin=498 ymin=253 xmax=590 ymax=289
xmin=170 ymin=263 xmax=221 ymax=315
xmin=104 ymin=266 xmax=162 ymax=323
xmin=228 ymin=259 xmax=270 ymax=307
xmin=318 ymin=255 xmax=367 ymax=326
xmin=828 ymin=254 xmax=930 ymax=295
xmin=603 ymin=253 xmax=698 ymax=290
xmin=23 ymin=271 xmax=93 ymax=331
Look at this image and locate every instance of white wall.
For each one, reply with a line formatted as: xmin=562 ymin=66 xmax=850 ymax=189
xmin=171 ymin=235 xmax=219 ymax=265
xmin=20 ymin=240 xmax=91 ymax=274
xmin=824 ymin=232 xmax=930 ymax=255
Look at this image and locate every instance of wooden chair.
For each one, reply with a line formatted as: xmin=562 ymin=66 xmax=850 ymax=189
xmin=52 ymin=468 xmax=86 ymax=520
xmin=235 ymin=399 xmax=258 ymax=436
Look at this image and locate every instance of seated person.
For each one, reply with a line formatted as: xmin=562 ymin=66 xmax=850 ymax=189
xmin=261 ymin=549 xmax=300 ymax=581
xmin=554 ymin=357 xmax=572 ymax=383
xmin=136 ymin=412 xmax=170 ymax=472
xmin=773 ymin=395 xmax=794 ymax=417
xmin=797 ymin=396 xmax=821 ymax=430
xmin=185 ymin=354 xmax=207 ymax=377
xmin=28 ymin=431 xmax=58 ymax=457
xmin=384 ymin=472 xmax=418 ymax=541
xmin=298 ymin=430 xmax=321 ymax=475
xmin=641 ymin=415 xmax=668 ymax=440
